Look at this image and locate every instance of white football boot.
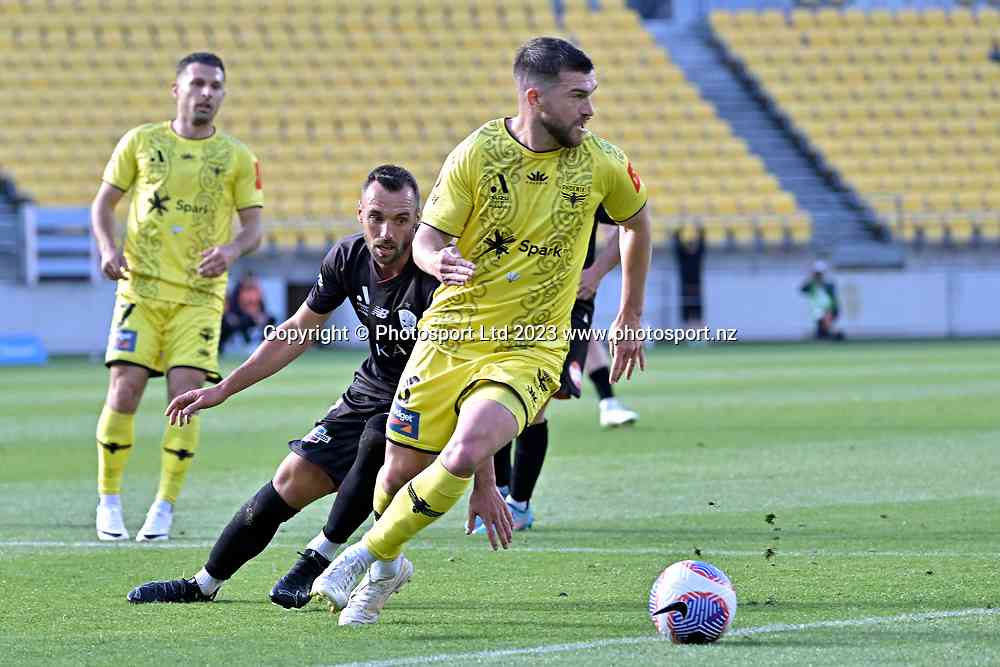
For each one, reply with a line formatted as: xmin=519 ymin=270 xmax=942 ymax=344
xmin=599 ymin=398 xmax=639 ymax=428
xmin=136 ymin=500 xmax=173 ymax=542
xmin=339 ymin=557 xmax=414 ymax=626
xmin=96 ymin=503 xmax=129 ymax=541
xmin=311 ymin=545 xmax=375 ymax=612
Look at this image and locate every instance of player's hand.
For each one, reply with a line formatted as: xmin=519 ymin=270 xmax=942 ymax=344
xmin=99 ymin=247 xmax=129 ymax=280
xmin=608 ymin=313 xmax=646 ymax=383
xmin=434 ymin=245 xmax=475 ymax=286
xmin=577 ymin=266 xmax=600 ymax=300
xmin=166 ymin=385 xmax=228 ymax=425
xmin=198 ymin=244 xmax=239 ymax=278
xmin=466 ymin=484 xmax=513 ymax=551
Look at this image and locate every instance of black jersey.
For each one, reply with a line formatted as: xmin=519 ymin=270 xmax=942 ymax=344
xmin=307 ymin=234 xmax=439 ymax=402
xmin=583 ymin=205 xmax=618 ymax=271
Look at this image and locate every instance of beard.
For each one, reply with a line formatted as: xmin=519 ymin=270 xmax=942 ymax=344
xmin=191 ymin=105 xmax=215 ymax=126
xmin=540 ymin=114 xmax=582 ymax=148
xmin=371 ymin=238 xmax=410 ymax=267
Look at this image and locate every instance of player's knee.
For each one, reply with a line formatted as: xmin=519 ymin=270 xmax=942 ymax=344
xmin=272 ymin=454 xmax=332 ymax=509
xmin=108 ymin=373 xmax=144 ymax=412
xmin=380 ymin=464 xmax=412 ymax=497
xmin=358 ymin=413 xmax=389 ymax=470
xmin=166 ymin=375 xmax=203 ymax=402
xmin=441 ymin=436 xmax=494 ymax=477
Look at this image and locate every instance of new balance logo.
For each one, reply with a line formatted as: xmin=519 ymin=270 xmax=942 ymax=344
xmin=164 ymin=447 xmax=195 ymax=460
xmin=99 ymin=440 xmax=132 ymax=454
xmin=407 ymin=484 xmax=444 ymax=518
xmin=527 ymin=171 xmax=548 ymax=184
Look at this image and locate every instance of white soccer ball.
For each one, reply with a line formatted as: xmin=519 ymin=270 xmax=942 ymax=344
xmin=648 ymin=560 xmax=737 ymax=644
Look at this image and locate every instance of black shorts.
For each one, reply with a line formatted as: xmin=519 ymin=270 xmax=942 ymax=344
xmin=556 ymin=297 xmax=595 ymax=400
xmin=287 ymin=385 xmax=390 ymax=484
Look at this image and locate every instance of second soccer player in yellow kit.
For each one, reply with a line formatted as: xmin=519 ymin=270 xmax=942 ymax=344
xmin=90 ymin=52 xmax=263 ymax=542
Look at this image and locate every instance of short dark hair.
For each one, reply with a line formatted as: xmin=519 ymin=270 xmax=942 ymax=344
xmin=513 ymin=37 xmax=594 ymax=89
xmin=363 ymin=165 xmax=420 ymax=210
xmin=176 ymin=52 xmax=226 ymax=78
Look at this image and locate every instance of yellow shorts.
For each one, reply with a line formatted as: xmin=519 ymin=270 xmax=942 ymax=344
xmin=386 ymin=339 xmax=562 ymax=453
xmin=104 ymin=295 xmax=222 ymax=382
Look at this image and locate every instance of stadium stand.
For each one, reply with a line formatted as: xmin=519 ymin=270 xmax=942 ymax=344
xmin=711 ymin=6 xmax=1000 ymax=245
xmin=0 ymin=0 xmax=810 ymax=250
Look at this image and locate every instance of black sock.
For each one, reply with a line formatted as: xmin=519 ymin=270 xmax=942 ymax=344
xmin=494 ymin=442 xmax=513 ymax=490
xmin=323 ymin=413 xmax=388 ymax=543
xmin=511 ymin=421 xmax=548 ymax=503
xmin=589 ymin=366 xmax=614 ymax=400
xmin=204 ymin=481 xmax=298 ymax=581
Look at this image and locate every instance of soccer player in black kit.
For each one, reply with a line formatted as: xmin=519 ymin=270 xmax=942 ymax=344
xmin=126 ymin=165 xmax=439 ymax=607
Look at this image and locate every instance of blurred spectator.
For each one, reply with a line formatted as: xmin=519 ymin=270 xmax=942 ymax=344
xmin=991 ymin=39 xmax=1000 ymax=63
xmin=800 ymin=260 xmax=844 ymax=341
xmin=220 ymin=272 xmax=276 ymax=353
xmin=673 ymin=225 xmax=705 ymax=329
xmin=0 ymin=168 xmax=33 ymax=207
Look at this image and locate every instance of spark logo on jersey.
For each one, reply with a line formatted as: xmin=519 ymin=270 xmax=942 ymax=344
xmin=518 ymin=240 xmax=563 ymax=257
xmin=389 ymin=404 xmax=421 ymax=439
xmin=176 ymin=200 xmax=210 ymax=215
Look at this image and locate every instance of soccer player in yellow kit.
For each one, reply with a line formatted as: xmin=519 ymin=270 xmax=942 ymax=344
xmin=90 ymin=52 xmax=263 ymax=542
xmin=312 ymin=37 xmax=651 ymax=625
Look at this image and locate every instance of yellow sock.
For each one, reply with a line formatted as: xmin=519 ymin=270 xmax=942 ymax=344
xmin=373 ymin=482 xmax=393 ymax=520
xmin=363 ymin=459 xmax=471 ymax=560
xmin=156 ymin=415 xmax=200 ymax=505
xmin=97 ymin=405 xmax=135 ymax=495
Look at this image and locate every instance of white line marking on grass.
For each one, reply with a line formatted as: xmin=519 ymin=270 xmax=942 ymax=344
xmin=327 ymin=608 xmax=1000 ymax=667
xmin=0 ymin=540 xmax=994 ymax=559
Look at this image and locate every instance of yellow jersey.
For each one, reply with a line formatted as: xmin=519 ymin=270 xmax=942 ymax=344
xmin=420 ymin=118 xmax=647 ymax=359
xmin=103 ymin=121 xmax=263 ymax=313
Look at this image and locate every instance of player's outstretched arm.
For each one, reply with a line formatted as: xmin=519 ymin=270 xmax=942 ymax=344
xmin=91 ymin=182 xmax=129 ymax=280
xmin=609 ymin=206 xmax=652 ymax=383
xmin=413 ymin=224 xmax=475 ymax=286
xmin=166 ymin=300 xmax=327 ymax=425
xmin=198 ymin=206 xmax=263 ymax=278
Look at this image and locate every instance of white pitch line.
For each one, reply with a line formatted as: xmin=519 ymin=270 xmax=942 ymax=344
xmin=0 ymin=540 xmax=994 ymax=559
xmin=328 ymin=608 xmax=1000 ymax=667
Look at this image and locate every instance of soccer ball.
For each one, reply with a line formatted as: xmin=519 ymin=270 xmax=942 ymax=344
xmin=648 ymin=560 xmax=737 ymax=644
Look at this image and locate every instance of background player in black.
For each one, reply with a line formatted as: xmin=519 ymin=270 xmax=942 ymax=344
xmin=126 ymin=165 xmax=438 ymax=606
xmin=486 ymin=206 xmax=637 ymax=532
xmin=673 ymin=225 xmax=706 ymax=330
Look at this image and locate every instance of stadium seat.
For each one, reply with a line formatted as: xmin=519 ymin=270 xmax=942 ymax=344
xmin=712 ymin=6 xmax=998 ymax=246
xmin=0 ymin=2 xmax=810 ymax=251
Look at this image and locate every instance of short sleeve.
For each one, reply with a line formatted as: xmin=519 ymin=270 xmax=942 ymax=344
xmin=599 ymin=144 xmax=648 ymax=223
xmin=102 ymin=127 xmax=141 ymax=192
xmin=305 ymin=246 xmax=347 ymax=314
xmin=421 ymin=139 xmax=475 ymax=237
xmin=234 ymin=146 xmax=264 ymax=210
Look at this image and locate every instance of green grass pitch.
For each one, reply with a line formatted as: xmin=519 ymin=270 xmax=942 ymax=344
xmin=2 ymin=341 xmax=999 ymax=665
